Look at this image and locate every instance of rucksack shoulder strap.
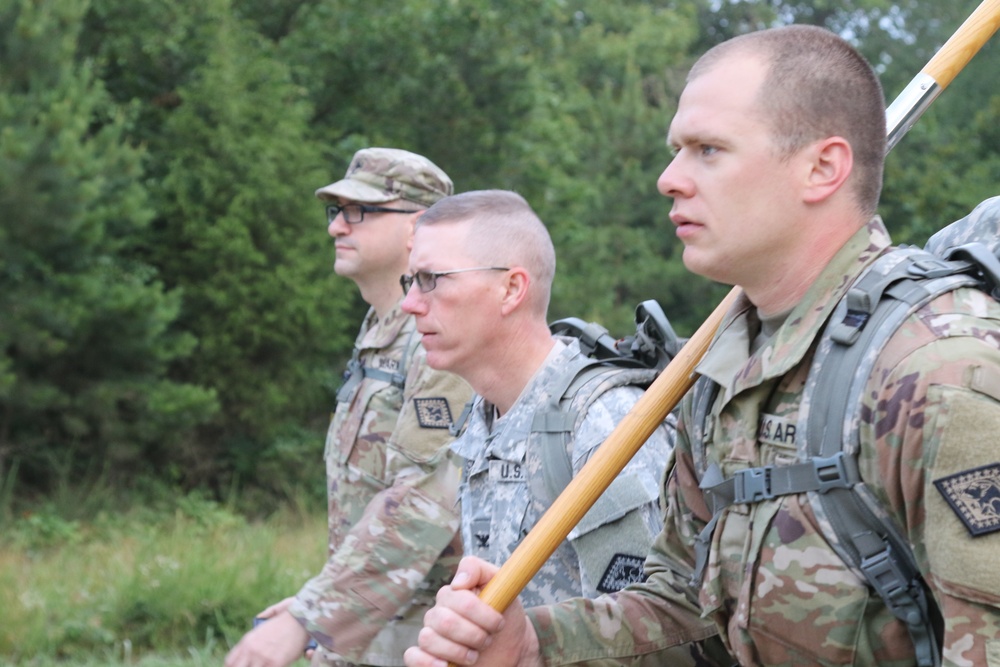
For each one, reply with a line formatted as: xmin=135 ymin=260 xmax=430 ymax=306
xmin=688 ymin=375 xmax=720 ymax=480
xmin=530 ymin=358 xmax=660 ymax=505
xmin=335 ymin=324 xmax=421 ymax=403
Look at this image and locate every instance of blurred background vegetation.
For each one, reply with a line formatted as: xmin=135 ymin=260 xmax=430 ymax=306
xmin=2 ymin=0 xmax=999 ymax=662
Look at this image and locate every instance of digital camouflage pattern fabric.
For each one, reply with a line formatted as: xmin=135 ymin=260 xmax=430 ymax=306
xmin=289 ymin=304 xmax=472 ymax=667
xmin=451 ymin=339 xmax=672 ymax=607
xmin=925 ymin=195 xmax=1000 ymax=258
xmin=528 ymin=216 xmax=1000 ymax=666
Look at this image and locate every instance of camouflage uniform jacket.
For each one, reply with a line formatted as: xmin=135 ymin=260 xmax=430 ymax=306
xmin=451 ymin=338 xmax=672 ymax=607
xmin=528 ymin=217 xmax=1000 ymax=666
xmin=289 ymin=303 xmax=472 ymax=667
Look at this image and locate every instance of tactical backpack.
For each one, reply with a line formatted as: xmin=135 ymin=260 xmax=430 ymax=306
xmin=548 ymin=300 xmax=683 ymax=374
xmin=689 ymin=197 xmax=1000 ymax=667
xmin=451 ymin=299 xmax=684 ymax=504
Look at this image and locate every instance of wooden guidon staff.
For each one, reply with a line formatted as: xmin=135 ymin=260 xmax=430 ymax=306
xmin=473 ymin=0 xmax=1000 ymax=619
xmin=886 ymin=0 xmax=1000 ymax=151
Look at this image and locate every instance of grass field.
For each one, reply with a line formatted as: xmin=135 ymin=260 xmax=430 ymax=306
xmin=1 ymin=496 xmax=325 ymax=666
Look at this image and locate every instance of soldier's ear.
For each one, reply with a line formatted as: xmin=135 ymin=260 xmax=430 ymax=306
xmin=499 ymin=267 xmax=531 ymax=315
xmin=405 ymin=211 xmax=424 ymax=251
xmin=802 ymin=136 xmax=852 ymax=204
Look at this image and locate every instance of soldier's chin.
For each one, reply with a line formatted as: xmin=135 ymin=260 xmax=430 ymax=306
xmin=423 ymin=344 xmax=454 ymax=372
xmin=681 ymin=250 xmax=728 ymax=284
xmin=333 ymin=259 xmax=359 ymax=279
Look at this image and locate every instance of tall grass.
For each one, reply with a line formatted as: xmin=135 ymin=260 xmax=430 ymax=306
xmin=0 ymin=496 xmax=326 ymax=666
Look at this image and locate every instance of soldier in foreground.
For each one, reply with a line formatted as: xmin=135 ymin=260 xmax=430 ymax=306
xmin=400 ymin=190 xmax=672 ymax=606
xmin=404 ymin=25 xmax=1000 ymax=667
xmin=226 ymin=148 xmax=472 ymax=667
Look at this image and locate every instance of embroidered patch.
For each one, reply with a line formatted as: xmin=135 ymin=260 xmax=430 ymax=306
xmin=471 ymin=518 xmax=491 ymax=552
xmin=413 ymin=397 xmax=453 ymax=429
xmin=758 ymin=413 xmax=797 ymax=447
xmin=597 ymin=553 xmax=647 ymax=593
xmin=933 ymin=463 xmax=1000 ymax=537
xmin=488 ymin=459 xmax=525 ymax=482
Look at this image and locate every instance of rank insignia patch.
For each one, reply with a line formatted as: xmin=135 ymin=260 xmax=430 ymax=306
xmin=413 ymin=397 xmax=453 ymax=429
xmin=597 ymin=554 xmax=647 ymax=593
xmin=933 ymin=463 xmax=1000 ymax=537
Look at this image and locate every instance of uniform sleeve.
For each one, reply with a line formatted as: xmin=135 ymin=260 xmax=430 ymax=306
xmin=289 ymin=347 xmax=473 ymax=659
xmin=565 ymin=385 xmax=674 ymax=597
xmin=528 ymin=433 xmax=725 ymax=665
xmin=863 ymin=290 xmax=1000 ymax=667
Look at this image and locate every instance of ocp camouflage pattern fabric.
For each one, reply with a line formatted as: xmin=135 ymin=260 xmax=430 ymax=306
xmin=528 ymin=215 xmax=1000 ymax=666
xmin=289 ymin=304 xmax=472 ymax=667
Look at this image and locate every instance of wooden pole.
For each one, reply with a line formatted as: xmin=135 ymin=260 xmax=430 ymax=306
xmin=886 ymin=0 xmax=1000 ymax=150
xmin=924 ymin=0 xmax=1000 ymax=86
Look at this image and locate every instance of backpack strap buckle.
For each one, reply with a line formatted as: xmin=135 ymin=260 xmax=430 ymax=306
xmin=859 ymin=541 xmax=941 ymax=667
xmin=813 ymin=452 xmax=860 ymax=492
xmin=860 ymin=542 xmax=920 ymax=622
xmin=732 ymin=466 xmax=774 ymax=503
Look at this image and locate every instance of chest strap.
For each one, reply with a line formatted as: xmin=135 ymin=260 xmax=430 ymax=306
xmin=690 ymin=452 xmax=938 ymax=664
xmin=691 ymin=453 xmax=860 ymax=586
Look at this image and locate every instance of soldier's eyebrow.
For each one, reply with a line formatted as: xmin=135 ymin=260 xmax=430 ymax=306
xmin=668 ymin=127 xmax=730 ymax=152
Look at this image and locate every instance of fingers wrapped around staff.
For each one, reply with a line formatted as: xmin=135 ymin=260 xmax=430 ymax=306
xmin=406 ymin=557 xmax=529 ymax=667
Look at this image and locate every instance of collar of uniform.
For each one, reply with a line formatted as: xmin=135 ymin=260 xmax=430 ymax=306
xmin=450 ymin=394 xmax=491 ymax=467
xmin=357 ymin=300 xmax=411 ymax=351
xmin=450 ymin=339 xmax=573 ymax=466
xmin=697 ymin=216 xmax=892 ymax=399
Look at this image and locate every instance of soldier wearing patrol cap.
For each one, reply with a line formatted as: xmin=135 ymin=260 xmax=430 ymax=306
xmin=225 ymin=148 xmax=472 ymax=667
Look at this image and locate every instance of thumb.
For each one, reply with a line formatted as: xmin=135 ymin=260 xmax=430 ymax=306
xmin=451 ymin=556 xmax=500 ymax=592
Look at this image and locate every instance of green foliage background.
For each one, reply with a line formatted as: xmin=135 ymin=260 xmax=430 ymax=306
xmin=2 ymin=0 xmax=999 ymax=513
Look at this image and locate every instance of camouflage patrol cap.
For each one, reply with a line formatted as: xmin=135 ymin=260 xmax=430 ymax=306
xmin=315 ymin=148 xmax=453 ymax=207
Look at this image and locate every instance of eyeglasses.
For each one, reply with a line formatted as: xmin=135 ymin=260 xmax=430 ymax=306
xmin=400 ymin=267 xmax=510 ymax=295
xmin=326 ymin=203 xmax=422 ymax=224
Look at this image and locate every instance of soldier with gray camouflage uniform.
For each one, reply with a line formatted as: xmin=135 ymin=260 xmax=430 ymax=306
xmin=405 ymin=26 xmax=1000 ymax=667
xmin=225 ymin=148 xmax=472 ymax=667
xmin=400 ymin=190 xmax=672 ymax=607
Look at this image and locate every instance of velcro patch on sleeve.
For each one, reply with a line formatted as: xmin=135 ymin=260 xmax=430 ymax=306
xmin=413 ymin=397 xmax=453 ymax=429
xmin=597 ymin=553 xmax=647 ymax=593
xmin=933 ymin=462 xmax=1000 ymax=537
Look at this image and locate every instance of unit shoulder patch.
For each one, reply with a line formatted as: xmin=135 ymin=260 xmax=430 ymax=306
xmin=597 ymin=553 xmax=647 ymax=593
xmin=933 ymin=462 xmax=1000 ymax=537
xmin=413 ymin=397 xmax=453 ymax=429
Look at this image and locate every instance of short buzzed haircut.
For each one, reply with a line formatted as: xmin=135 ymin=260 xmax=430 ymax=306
xmin=690 ymin=25 xmax=886 ymax=216
xmin=416 ymin=190 xmax=557 ymax=315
